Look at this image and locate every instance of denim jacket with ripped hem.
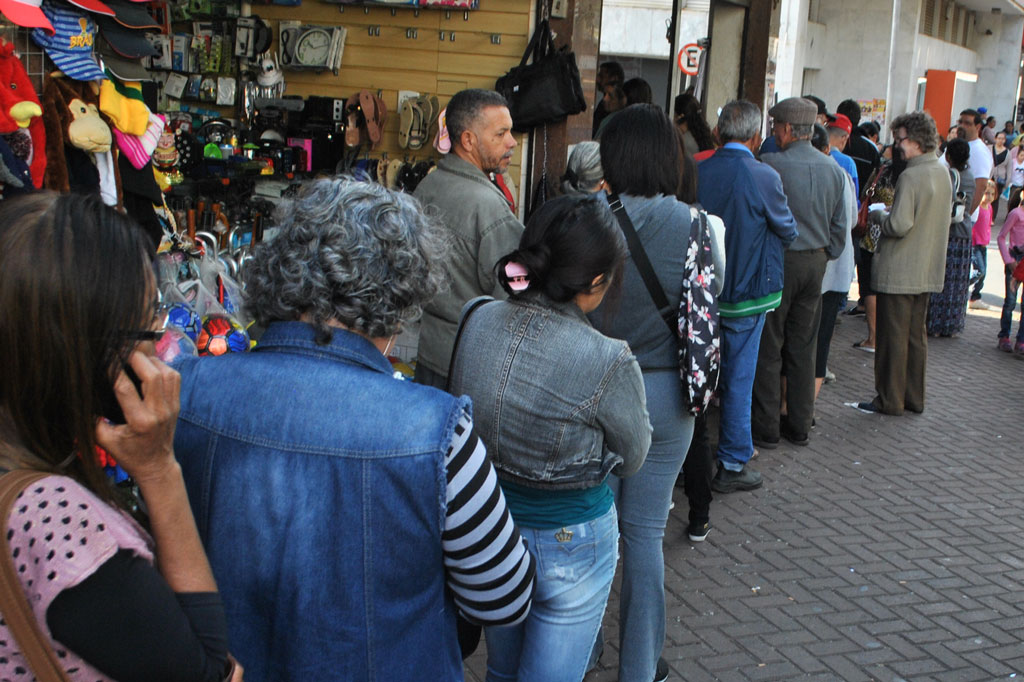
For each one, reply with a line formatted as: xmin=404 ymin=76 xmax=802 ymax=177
xmin=173 ymin=321 xmax=466 ymax=682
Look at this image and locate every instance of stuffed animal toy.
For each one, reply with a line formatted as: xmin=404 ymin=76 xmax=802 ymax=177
xmin=41 ymin=74 xmax=116 ymax=193
xmin=0 ymin=41 xmax=46 ymax=189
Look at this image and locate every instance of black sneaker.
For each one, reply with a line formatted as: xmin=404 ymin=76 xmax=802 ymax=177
xmin=752 ymin=433 xmax=779 ymax=450
xmin=654 ymin=656 xmax=670 ymax=682
xmin=686 ymin=520 xmax=711 ymax=542
xmin=711 ymin=466 xmax=763 ymax=493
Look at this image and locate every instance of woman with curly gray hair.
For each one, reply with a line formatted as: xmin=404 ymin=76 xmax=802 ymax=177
xmin=171 ymin=177 xmax=535 ymax=682
xmin=855 ymin=111 xmax=951 ymax=416
xmin=244 ymin=177 xmax=448 ymax=344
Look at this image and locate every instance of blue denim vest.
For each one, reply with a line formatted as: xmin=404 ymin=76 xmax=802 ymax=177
xmin=173 ymin=322 xmax=468 ymax=682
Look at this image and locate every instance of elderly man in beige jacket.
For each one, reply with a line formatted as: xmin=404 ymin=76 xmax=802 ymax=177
xmin=856 ymin=111 xmax=951 ymax=415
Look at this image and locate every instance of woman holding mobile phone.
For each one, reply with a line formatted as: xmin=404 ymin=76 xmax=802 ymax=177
xmin=0 ymin=192 xmax=241 ymax=682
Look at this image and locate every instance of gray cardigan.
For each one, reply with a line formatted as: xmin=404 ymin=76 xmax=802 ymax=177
xmin=413 ymin=154 xmax=524 ymax=376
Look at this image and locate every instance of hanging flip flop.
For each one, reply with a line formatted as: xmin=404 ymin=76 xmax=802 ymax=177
xmin=344 ymin=94 xmax=363 ymax=148
xmin=421 ymin=94 xmax=439 ymax=141
xmin=434 ymin=107 xmax=450 ymax=154
xmin=386 ymin=158 xmax=404 ymax=190
xmin=372 ymin=92 xmax=388 ymax=149
xmin=359 ymin=90 xmax=381 ymax=147
xmin=407 ymin=101 xmax=427 ymax=151
xmin=398 ymin=98 xmax=415 ymax=149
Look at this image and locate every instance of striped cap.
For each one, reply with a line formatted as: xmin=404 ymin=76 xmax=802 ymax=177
xmin=32 ymin=0 xmax=105 ymax=81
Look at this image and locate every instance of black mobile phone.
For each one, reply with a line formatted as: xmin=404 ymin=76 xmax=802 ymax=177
xmin=97 ymin=364 xmax=144 ymax=424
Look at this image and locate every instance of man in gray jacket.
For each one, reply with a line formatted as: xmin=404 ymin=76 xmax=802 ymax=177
xmin=413 ymin=89 xmax=524 ymax=388
xmin=754 ymin=97 xmax=847 ymax=448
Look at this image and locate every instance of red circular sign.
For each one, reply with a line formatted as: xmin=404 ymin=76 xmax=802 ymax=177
xmin=678 ymin=43 xmax=703 ymax=76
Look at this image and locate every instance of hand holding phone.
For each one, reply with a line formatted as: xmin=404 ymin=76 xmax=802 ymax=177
xmin=95 ymin=350 xmax=181 ymax=485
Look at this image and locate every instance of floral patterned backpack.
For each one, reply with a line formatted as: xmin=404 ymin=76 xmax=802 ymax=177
xmin=607 ymin=195 xmax=720 ymax=415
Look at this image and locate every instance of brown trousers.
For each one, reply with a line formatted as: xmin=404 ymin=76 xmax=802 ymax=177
xmin=874 ymin=292 xmax=929 ymax=415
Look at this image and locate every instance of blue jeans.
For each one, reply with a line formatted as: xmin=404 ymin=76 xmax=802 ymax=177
xmin=485 ymin=505 xmax=618 ymax=682
xmin=716 ymin=313 xmax=766 ymax=471
xmin=607 ymin=370 xmax=694 ymax=681
xmin=999 ymin=265 xmax=1024 ymax=341
xmin=970 ymin=245 xmax=988 ymax=300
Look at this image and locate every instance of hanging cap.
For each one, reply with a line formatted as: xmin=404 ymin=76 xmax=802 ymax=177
xmin=0 ymin=0 xmax=55 ymax=34
xmin=103 ymin=0 xmax=158 ymax=28
xmin=96 ymin=13 xmax=157 ymax=58
xmin=66 ymin=0 xmax=114 ymax=17
xmin=98 ymin=42 xmax=151 ymax=80
xmin=32 ymin=1 xmax=106 ymax=81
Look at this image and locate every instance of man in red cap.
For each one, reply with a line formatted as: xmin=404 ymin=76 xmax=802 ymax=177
xmin=828 ymin=113 xmax=860 ymax=198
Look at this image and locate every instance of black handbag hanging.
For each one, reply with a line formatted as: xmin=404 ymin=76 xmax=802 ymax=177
xmin=495 ymin=19 xmax=587 ymax=132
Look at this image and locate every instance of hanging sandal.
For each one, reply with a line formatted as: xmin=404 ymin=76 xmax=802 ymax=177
xmin=398 ymin=98 xmax=415 ymax=149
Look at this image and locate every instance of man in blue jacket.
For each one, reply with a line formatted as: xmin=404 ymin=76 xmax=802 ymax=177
xmin=698 ymin=100 xmax=798 ymax=493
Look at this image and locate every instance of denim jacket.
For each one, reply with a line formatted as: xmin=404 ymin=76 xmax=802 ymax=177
xmin=173 ymin=322 xmax=466 ymax=682
xmin=449 ymin=294 xmax=651 ymax=490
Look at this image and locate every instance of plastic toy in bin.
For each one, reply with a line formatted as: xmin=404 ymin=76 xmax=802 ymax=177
xmin=196 ymin=313 xmax=249 ymax=356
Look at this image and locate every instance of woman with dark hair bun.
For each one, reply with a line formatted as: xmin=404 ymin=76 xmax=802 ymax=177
xmin=0 ymin=192 xmax=239 ymax=681
xmin=591 ymin=102 xmax=724 ymax=682
xmin=927 ymin=137 xmax=975 ymax=336
xmin=449 ymin=193 xmax=651 ymax=682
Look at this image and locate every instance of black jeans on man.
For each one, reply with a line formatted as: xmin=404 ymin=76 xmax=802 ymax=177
xmin=752 ymin=249 xmax=828 ymax=439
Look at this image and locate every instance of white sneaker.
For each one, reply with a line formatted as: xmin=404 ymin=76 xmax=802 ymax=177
xmin=969 ymin=299 xmax=993 ymax=310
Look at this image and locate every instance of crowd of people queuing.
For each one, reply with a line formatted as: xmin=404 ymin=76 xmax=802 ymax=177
xmin=0 ymin=64 xmax=1020 ymax=682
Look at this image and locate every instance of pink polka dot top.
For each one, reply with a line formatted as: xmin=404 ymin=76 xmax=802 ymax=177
xmin=0 ymin=475 xmax=154 ymax=681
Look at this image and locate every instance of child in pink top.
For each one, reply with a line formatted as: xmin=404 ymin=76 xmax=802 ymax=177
xmin=996 ymin=201 xmax=1024 ymax=352
xmin=970 ymin=182 xmax=995 ymax=304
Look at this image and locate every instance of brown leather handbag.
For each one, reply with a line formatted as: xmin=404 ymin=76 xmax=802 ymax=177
xmin=0 ymin=469 xmax=72 ymax=682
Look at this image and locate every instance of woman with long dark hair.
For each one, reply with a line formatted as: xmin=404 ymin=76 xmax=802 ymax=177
xmin=674 ymin=93 xmax=715 ymax=156
xmin=591 ymin=103 xmax=722 ymax=682
xmin=927 ymin=137 xmax=975 ymax=336
xmin=449 ymin=194 xmax=651 ymax=681
xmin=0 ymin=192 xmax=238 ymax=681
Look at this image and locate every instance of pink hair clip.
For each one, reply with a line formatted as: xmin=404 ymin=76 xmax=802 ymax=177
xmin=504 ymin=262 xmax=530 ymax=291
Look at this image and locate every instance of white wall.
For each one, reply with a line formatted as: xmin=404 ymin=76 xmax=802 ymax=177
xmin=600 ymin=3 xmax=709 ymax=59
xmin=775 ymin=0 xmax=811 ymax=99
xmin=972 ymin=12 xmax=1024 ymax=125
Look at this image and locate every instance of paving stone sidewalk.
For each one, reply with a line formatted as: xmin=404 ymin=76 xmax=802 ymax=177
xmin=465 ymin=301 xmax=1024 ymax=681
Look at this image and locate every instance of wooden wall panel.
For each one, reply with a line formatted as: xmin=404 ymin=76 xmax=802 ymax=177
xmin=256 ymin=0 xmax=532 ymax=183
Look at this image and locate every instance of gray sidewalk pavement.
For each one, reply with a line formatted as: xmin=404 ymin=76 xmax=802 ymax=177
xmin=465 ymin=296 xmax=1024 ymax=681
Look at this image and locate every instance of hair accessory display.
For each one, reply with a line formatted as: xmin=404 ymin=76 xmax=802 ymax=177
xmin=504 ymin=261 xmax=529 ymax=291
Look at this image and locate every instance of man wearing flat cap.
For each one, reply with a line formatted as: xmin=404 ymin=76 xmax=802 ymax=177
xmin=752 ymin=97 xmax=848 ymax=448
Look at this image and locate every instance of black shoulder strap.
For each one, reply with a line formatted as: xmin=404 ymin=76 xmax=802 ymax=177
xmin=446 ymin=296 xmax=493 ymax=392
xmin=606 ymin=193 xmax=676 ymax=338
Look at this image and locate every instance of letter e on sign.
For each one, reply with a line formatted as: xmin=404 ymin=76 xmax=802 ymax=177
xmin=678 ymin=43 xmax=703 ymax=76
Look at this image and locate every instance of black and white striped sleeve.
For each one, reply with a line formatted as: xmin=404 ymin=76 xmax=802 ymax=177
xmin=442 ymin=411 xmax=534 ymax=626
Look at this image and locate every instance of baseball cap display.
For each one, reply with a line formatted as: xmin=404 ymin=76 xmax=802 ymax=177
xmin=97 ymin=13 xmax=157 ymax=58
xmin=0 ymin=0 xmax=55 ymax=34
xmin=98 ymin=42 xmax=150 ymax=81
xmin=32 ymin=0 xmax=106 ymax=81
xmin=65 ymin=0 xmax=114 ymax=17
xmin=102 ymin=0 xmax=158 ymax=28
